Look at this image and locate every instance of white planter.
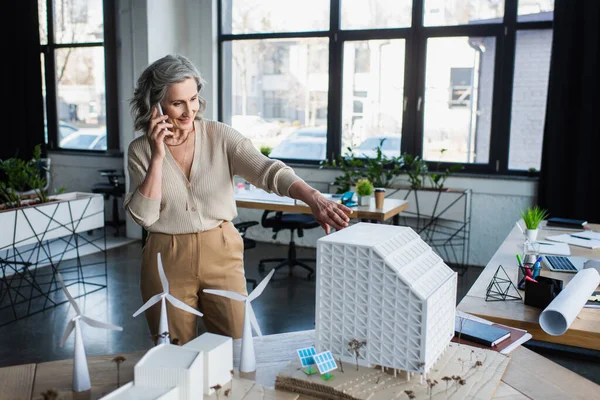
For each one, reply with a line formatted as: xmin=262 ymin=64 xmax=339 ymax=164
xmin=358 ymin=196 xmax=371 ymax=206
xmin=525 ymin=229 xmax=538 ymax=242
xmin=0 ymin=192 xmax=104 ymax=251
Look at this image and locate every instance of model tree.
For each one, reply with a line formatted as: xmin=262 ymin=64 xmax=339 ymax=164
xmin=347 ymin=339 xmax=367 ymax=370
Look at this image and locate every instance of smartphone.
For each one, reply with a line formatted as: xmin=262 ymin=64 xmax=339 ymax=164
xmin=157 ymin=103 xmax=164 ymax=117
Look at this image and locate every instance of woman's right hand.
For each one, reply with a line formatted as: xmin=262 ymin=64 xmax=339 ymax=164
xmin=147 ymin=107 xmax=173 ymax=161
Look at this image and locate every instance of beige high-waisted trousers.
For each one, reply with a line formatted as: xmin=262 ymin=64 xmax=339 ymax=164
xmin=141 ymin=221 xmax=247 ymax=344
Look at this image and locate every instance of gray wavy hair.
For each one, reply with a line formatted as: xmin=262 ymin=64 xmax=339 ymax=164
xmin=129 ymin=54 xmax=206 ymax=132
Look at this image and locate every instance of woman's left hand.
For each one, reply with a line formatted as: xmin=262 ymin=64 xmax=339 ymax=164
xmin=308 ymin=193 xmax=353 ymax=234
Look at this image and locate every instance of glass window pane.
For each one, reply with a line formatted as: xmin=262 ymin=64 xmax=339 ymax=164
xmin=424 ymin=0 xmax=505 ymax=27
xmin=222 ymin=0 xmax=329 ymax=34
xmin=508 ymin=30 xmax=552 ymax=171
xmin=341 ymin=0 xmax=412 ymax=30
xmin=222 ymin=38 xmax=329 ymax=161
xmin=342 ymin=40 xmax=405 ymax=159
xmin=56 ymin=47 xmax=107 ymax=151
xmin=54 ymin=0 xmax=104 ymax=44
xmin=423 ymin=37 xmax=495 ymax=164
xmin=518 ymin=0 xmax=554 ymax=21
xmin=39 ymin=0 xmax=47 ymax=45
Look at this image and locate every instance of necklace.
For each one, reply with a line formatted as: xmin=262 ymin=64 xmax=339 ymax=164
xmin=165 ymin=131 xmax=191 ymax=147
xmin=171 ymin=129 xmax=194 ymax=174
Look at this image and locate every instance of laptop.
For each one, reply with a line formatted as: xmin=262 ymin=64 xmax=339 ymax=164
xmin=541 ymin=255 xmax=588 ymax=273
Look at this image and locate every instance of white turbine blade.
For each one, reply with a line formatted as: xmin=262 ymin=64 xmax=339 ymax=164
xmin=248 ymin=269 xmax=275 ymax=301
xmin=57 ymin=272 xmax=81 ymax=315
xmin=166 ymin=294 xmax=203 ymax=317
xmin=60 ymin=319 xmax=76 ymax=348
xmin=203 ymin=289 xmax=247 ymax=302
xmin=247 ymin=303 xmax=262 ymax=337
xmin=133 ymin=293 xmax=163 ymax=317
xmin=81 ymin=315 xmax=123 ymax=331
xmin=157 ymin=253 xmax=169 ymax=294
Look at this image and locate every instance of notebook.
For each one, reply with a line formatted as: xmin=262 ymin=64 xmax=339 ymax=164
xmin=454 ymin=318 xmax=511 ymax=347
xmin=585 ymin=291 xmax=600 ymax=309
xmin=546 ymin=217 xmax=588 ymax=229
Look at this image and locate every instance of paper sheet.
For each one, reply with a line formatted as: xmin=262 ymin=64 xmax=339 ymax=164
xmin=545 ymin=233 xmax=600 ymax=249
xmin=534 ymin=241 xmax=571 ymax=256
xmin=539 ymin=268 xmax=600 ymax=336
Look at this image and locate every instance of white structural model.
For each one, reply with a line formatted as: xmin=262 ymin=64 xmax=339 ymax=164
xmin=204 ymin=269 xmax=275 ymax=373
xmin=315 ymin=223 xmax=457 ymax=376
xmin=57 ymin=272 xmax=123 ymax=392
xmin=183 ymin=333 xmax=233 ymax=395
xmin=102 ymin=344 xmax=203 ymax=400
xmin=133 ymin=253 xmax=203 ymax=344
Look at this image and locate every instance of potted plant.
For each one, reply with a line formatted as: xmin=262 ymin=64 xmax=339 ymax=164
xmin=520 ymin=205 xmax=549 ymax=241
xmin=355 ymin=179 xmax=374 ymax=206
xmin=260 ymin=145 xmax=272 ymax=157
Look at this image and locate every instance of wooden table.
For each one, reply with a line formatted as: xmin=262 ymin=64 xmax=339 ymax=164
xmin=1 ymin=330 xmax=597 ymax=399
xmin=458 ymin=222 xmax=600 ymax=350
xmin=235 ymin=189 xmax=409 ymax=224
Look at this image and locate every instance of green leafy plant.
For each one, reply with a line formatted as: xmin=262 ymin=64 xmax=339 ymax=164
xmin=355 ymin=179 xmax=374 ymax=197
xmin=402 ymin=153 xmax=428 ymax=190
xmin=0 ymin=145 xmax=51 ymax=209
xmin=320 ymin=139 xmax=404 ymax=193
xmin=427 ymin=149 xmax=463 ymax=190
xmin=260 ymin=145 xmax=272 ymax=157
xmin=520 ymin=206 xmax=549 ymax=229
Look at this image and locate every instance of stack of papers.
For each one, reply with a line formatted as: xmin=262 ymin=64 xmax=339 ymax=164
xmin=545 ymin=231 xmax=600 ymax=249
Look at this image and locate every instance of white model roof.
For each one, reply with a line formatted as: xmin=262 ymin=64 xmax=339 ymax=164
xmin=183 ymin=332 xmax=230 ymax=352
xmin=136 ymin=344 xmax=199 ymax=369
xmin=319 ymin=223 xmax=454 ymax=299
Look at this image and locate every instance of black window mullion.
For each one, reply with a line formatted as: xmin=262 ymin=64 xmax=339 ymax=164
xmin=488 ymin=0 xmax=518 ymax=173
xmin=103 ymin=0 xmax=119 ymax=151
xmin=326 ymin=0 xmax=342 ymax=161
xmin=45 ymin=0 xmax=59 ymax=150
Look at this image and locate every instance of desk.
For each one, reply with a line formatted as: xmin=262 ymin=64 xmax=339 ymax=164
xmin=1 ymin=330 xmax=597 ymax=399
xmin=458 ymin=222 xmax=600 ymax=350
xmin=235 ymin=189 xmax=409 ymax=224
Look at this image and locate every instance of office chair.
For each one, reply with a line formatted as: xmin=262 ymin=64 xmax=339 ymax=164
xmin=91 ymin=169 xmax=126 ymax=236
xmin=258 ymin=210 xmax=319 ymax=279
xmin=234 ymin=221 xmax=259 ymax=289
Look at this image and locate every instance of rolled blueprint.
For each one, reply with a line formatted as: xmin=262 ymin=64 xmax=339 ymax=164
xmin=539 ymin=268 xmax=600 ymax=336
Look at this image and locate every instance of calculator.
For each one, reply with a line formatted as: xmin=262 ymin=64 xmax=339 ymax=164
xmin=542 ymin=255 xmax=586 ymax=273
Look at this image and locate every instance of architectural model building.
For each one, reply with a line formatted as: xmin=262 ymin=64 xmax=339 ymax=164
xmin=134 ymin=344 xmax=203 ymax=400
xmin=315 ymin=223 xmax=457 ymax=376
xmin=183 ymin=333 xmax=233 ymax=395
xmin=100 ymin=382 xmax=180 ymax=399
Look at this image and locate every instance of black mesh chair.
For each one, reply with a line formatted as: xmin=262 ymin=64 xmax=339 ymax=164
xmin=258 ymin=210 xmax=319 ymax=279
xmin=234 ymin=221 xmax=259 ymax=289
xmin=91 ymin=169 xmax=126 ymax=236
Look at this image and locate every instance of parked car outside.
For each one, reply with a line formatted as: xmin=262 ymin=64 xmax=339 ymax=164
xmin=269 ymin=137 xmax=326 ymax=161
xmin=285 ymin=126 xmax=326 ymax=141
xmin=352 ymin=136 xmax=402 ymax=159
xmin=231 ymin=115 xmax=281 ymax=139
xmin=60 ymin=129 xmax=107 ymax=150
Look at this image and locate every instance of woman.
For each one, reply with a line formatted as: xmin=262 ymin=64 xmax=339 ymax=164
xmin=125 ymin=54 xmax=351 ymax=344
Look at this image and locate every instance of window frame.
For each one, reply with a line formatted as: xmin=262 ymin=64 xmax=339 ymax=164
xmin=218 ymin=0 xmax=553 ymax=174
xmin=40 ymin=0 xmax=120 ymax=153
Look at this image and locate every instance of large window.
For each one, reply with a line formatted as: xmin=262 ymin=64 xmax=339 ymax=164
xmin=219 ymin=0 xmax=553 ymax=174
xmin=38 ymin=0 xmax=117 ymax=152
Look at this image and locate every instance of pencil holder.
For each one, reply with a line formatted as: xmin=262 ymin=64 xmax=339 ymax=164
xmin=524 ymin=276 xmax=563 ymax=309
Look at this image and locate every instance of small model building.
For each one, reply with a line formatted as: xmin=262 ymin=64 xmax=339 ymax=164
xmin=315 ymin=223 xmax=457 ymax=375
xmin=101 ymin=344 xmax=203 ymax=400
xmin=183 ymin=333 xmax=233 ymax=395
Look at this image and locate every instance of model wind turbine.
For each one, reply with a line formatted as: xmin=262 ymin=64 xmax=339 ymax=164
xmin=133 ymin=253 xmax=203 ymax=344
xmin=57 ymin=272 xmax=123 ymax=392
xmin=204 ymin=269 xmax=275 ymax=373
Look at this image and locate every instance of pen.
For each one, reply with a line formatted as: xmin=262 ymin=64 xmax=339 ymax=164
xmin=570 ymin=234 xmax=591 ymax=240
xmin=516 ymin=254 xmax=523 ymax=267
xmin=532 ymin=256 xmax=543 ymax=279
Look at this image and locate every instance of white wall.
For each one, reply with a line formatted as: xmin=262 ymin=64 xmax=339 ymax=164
xmin=43 ymin=0 xmax=537 ymax=266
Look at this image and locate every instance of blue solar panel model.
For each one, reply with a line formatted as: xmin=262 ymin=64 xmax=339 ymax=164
xmin=297 ymin=347 xmax=316 ymax=367
xmin=315 ymin=350 xmax=338 ymax=374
